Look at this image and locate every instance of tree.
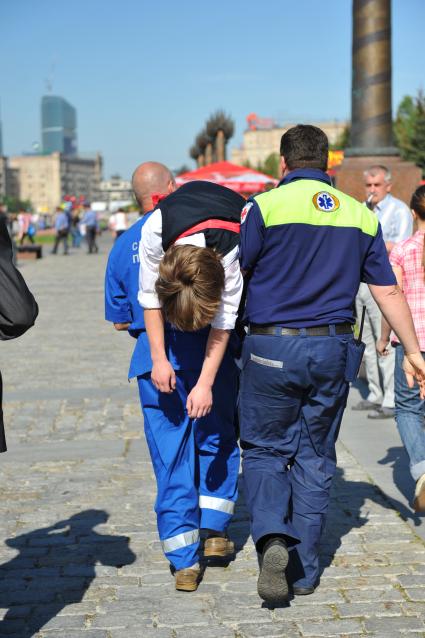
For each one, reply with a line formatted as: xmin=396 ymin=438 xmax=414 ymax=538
xmin=257 ymin=153 xmax=280 ymax=179
xmin=409 ymin=93 xmax=425 ymax=173
xmin=329 ymin=125 xmax=351 ymax=150
xmin=206 ymin=110 xmax=234 ymax=162
xmin=394 ymin=90 xmax=425 ymax=175
xmin=0 ymin=196 xmax=32 ymax=213
xmin=394 ymin=95 xmax=417 ymax=158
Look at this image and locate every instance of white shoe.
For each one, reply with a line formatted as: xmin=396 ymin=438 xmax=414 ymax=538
xmin=413 ymin=473 xmax=425 ymax=512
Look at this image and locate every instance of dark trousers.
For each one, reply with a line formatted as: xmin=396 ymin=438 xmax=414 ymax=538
xmin=239 ymin=331 xmax=351 ymax=588
xmin=52 ymin=230 xmax=69 ymax=254
xmin=86 ymin=227 xmax=98 ymax=253
xmin=20 ymin=233 xmax=35 ymax=245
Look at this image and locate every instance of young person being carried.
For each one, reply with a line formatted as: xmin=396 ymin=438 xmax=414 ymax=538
xmin=138 ymin=180 xmax=244 ymax=592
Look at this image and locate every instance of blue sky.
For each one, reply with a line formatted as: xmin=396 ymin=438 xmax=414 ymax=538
xmin=1 ymin=0 xmax=423 ymax=179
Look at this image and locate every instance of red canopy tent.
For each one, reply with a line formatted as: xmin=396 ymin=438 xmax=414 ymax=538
xmin=176 ymin=161 xmax=278 ymax=195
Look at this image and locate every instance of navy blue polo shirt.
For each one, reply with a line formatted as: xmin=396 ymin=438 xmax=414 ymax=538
xmin=239 ymin=169 xmax=396 ymax=327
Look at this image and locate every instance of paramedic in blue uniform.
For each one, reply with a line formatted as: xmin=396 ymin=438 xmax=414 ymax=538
xmin=105 ymin=163 xmax=240 ymax=593
xmin=238 ymin=124 xmax=425 ymax=606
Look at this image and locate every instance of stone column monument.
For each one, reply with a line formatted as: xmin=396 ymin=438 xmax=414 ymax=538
xmin=336 ymin=0 xmax=420 ymax=202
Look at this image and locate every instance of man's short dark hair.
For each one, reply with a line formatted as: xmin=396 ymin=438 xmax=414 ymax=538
xmin=280 ymin=124 xmax=328 ymax=171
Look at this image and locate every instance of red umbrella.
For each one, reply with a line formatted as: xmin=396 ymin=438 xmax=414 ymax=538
xmin=176 ymin=161 xmax=278 ymax=194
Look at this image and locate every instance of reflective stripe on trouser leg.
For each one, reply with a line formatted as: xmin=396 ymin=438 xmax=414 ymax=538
xmin=199 ymin=495 xmax=236 ymax=532
xmin=137 ymin=373 xmax=201 ymax=571
xmin=161 ymin=529 xmax=200 ymax=553
xmin=196 ymin=352 xmax=240 ymax=532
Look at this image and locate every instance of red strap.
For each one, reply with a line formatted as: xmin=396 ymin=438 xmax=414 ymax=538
xmin=151 ymin=192 xmax=169 ymax=207
xmin=174 ymin=219 xmax=240 ymax=244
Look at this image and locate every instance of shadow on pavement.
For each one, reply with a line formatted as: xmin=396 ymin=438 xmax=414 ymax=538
xmin=0 ymin=509 xmax=136 ymax=637
xmin=378 ymin=446 xmax=424 ymax=524
xmin=318 ymin=466 xmax=417 ymax=576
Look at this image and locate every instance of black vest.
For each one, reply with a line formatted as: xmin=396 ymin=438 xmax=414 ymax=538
xmin=159 ymin=181 xmax=245 ymax=255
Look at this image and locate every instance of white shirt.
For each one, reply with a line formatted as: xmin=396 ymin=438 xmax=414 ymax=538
xmin=138 ymin=208 xmax=243 ymax=330
xmin=109 ymin=212 xmax=127 ymax=232
xmin=374 ymin=193 xmax=412 ymax=244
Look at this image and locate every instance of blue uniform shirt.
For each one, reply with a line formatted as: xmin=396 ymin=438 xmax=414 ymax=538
xmin=104 ymin=214 xmax=209 ymax=379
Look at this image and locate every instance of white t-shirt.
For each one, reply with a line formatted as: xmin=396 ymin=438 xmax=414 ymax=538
xmin=109 ymin=212 xmax=127 ymax=232
xmin=138 ymin=208 xmax=243 ymax=330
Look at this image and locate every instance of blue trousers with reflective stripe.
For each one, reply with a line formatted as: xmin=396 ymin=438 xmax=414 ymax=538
xmin=239 ymin=333 xmax=350 ymax=588
xmin=138 ymin=354 xmax=239 ymax=570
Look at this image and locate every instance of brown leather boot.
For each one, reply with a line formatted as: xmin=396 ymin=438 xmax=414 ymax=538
xmin=204 ymin=536 xmax=235 ymax=558
xmin=175 ymin=566 xmax=201 ymax=592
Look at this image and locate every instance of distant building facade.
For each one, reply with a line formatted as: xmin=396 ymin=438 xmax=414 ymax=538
xmin=41 ymin=95 xmax=77 ymax=155
xmin=98 ymin=175 xmax=133 ymax=207
xmin=231 ymin=115 xmax=348 ymax=167
xmin=8 ymin=152 xmax=103 ymax=212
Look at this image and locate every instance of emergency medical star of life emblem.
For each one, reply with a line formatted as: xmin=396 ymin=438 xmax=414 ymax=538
xmin=312 ymin=191 xmax=340 ymax=212
xmin=241 ymin=202 xmax=253 ymax=224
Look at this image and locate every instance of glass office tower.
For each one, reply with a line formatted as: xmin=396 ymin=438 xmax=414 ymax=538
xmin=41 ymin=96 xmax=77 ymax=155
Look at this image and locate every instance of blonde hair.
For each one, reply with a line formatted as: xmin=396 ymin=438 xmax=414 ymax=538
xmin=155 ymin=245 xmax=225 ymax=331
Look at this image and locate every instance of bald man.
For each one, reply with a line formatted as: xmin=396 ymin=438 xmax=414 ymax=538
xmin=104 ymin=162 xmax=239 ymax=592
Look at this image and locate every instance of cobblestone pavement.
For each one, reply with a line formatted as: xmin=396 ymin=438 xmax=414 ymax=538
xmin=0 ymin=236 xmax=424 ymax=637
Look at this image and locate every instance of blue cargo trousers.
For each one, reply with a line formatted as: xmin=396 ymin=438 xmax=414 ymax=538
xmin=239 ymin=330 xmax=351 ymax=588
xmin=138 ymin=353 xmax=240 ymax=571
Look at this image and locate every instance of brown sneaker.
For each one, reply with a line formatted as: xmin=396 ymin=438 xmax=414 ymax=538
xmin=414 ymin=474 xmax=425 ymax=512
xmin=204 ymin=536 xmax=235 ymax=558
xmin=175 ymin=567 xmax=201 ymax=592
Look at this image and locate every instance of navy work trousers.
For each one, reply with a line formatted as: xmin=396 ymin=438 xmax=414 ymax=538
xmin=239 ymin=330 xmax=351 ymax=588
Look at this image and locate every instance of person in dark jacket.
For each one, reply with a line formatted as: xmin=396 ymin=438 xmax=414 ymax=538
xmin=0 ymin=217 xmax=38 ymax=452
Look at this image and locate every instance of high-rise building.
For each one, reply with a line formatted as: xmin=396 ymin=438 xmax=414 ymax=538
xmin=8 ymin=152 xmax=102 ymax=212
xmin=41 ymin=95 xmax=77 ymax=155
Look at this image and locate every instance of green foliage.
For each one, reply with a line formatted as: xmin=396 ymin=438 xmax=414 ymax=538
xmin=330 ymin=125 xmax=351 ymax=150
xmin=394 ymin=95 xmax=417 ymax=156
xmin=257 ymin=153 xmax=280 ymax=179
xmin=0 ymin=196 xmax=32 ymax=212
xmin=394 ymin=90 xmax=425 ymax=175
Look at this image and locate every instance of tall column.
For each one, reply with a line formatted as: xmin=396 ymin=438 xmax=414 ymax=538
xmin=336 ymin=0 xmax=421 ymax=202
xmin=348 ymin=0 xmax=396 ymax=155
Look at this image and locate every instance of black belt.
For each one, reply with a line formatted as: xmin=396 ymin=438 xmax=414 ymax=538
xmin=248 ymin=323 xmax=353 ymax=337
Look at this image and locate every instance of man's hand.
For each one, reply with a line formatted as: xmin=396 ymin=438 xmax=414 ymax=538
xmin=376 ymin=337 xmax=390 ymax=356
xmin=186 ymin=383 xmax=213 ymax=419
xmin=114 ymin=322 xmax=130 ymax=331
xmin=151 ymin=358 xmax=176 ymax=393
xmin=403 ymin=353 xmax=425 ymax=399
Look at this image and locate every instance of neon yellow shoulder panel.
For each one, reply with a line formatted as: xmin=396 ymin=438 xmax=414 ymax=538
xmin=254 ymin=180 xmax=378 ymax=237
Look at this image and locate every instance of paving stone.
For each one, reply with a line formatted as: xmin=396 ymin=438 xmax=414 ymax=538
xmin=1 ymin=237 xmax=425 ymax=637
xmin=364 ymin=615 xmax=425 ymax=633
xmin=296 ymin=618 xmax=364 ymax=635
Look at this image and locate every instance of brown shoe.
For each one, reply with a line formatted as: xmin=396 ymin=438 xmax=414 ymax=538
xmin=204 ymin=536 xmax=235 ymax=558
xmin=414 ymin=474 xmax=425 ymax=512
xmin=175 ymin=567 xmax=201 ymax=592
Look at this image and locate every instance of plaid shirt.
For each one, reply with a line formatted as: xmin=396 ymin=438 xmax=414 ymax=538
xmin=390 ymin=231 xmax=425 ymax=351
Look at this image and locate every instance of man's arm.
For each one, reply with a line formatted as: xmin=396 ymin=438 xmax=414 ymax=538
xmin=369 ymin=283 xmax=425 ymax=397
xmin=186 ymin=328 xmax=230 ymax=419
xmin=376 ymin=265 xmax=403 ymax=354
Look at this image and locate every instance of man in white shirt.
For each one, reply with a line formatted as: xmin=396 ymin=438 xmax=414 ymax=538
xmin=353 ymin=165 xmax=413 ymax=418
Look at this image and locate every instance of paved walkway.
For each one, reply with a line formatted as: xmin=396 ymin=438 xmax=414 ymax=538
xmin=0 ymin=236 xmax=424 ymax=637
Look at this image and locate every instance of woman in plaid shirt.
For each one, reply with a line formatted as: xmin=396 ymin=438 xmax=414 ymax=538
xmin=377 ymin=185 xmax=425 ymax=512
